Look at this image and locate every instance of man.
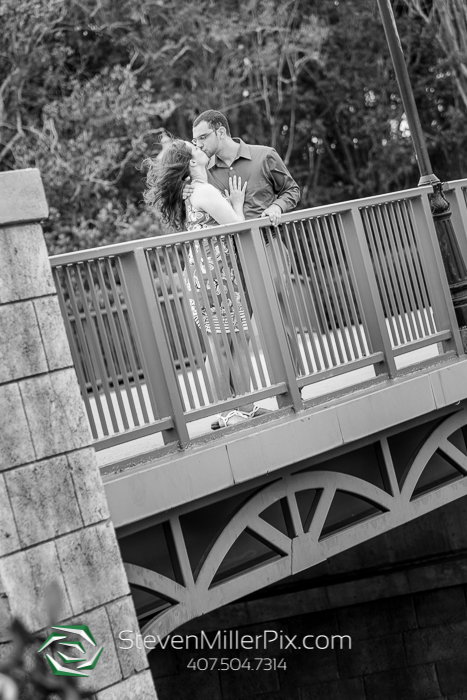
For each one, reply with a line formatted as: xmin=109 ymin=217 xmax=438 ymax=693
xmin=188 ymin=109 xmax=301 ymax=427
xmin=191 ymin=110 xmax=300 ymax=226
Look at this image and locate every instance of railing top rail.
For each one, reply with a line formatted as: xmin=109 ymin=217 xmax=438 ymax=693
xmin=446 ymin=178 xmax=467 ymax=188
xmin=49 ymin=184 xmax=437 ymax=267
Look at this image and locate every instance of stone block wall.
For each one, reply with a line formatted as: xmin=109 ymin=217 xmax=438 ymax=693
xmin=0 ymin=169 xmax=157 ymax=698
xmin=149 ymin=579 xmax=467 ymax=700
xmin=147 ymin=497 xmax=467 ymax=700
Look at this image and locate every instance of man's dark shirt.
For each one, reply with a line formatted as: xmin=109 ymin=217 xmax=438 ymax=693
xmin=206 ymin=139 xmax=300 ymax=219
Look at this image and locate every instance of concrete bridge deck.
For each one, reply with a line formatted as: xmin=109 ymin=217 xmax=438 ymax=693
xmin=104 ymin=353 xmax=467 ymax=531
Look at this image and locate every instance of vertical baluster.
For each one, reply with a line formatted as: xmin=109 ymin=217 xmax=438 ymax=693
xmin=362 ymin=207 xmax=404 ymax=347
xmin=82 ymin=260 xmax=132 ymax=430
xmin=74 ymin=262 xmax=121 ymax=433
xmin=228 ymin=233 xmax=269 ymax=387
xmin=203 ymin=236 xmax=250 ymax=396
xmin=272 ymin=226 xmax=306 ymax=373
xmin=373 ymin=205 xmax=412 ymax=343
xmin=63 ymin=265 xmax=110 ymax=435
xmin=380 ymin=204 xmax=418 ymax=340
xmin=320 ymin=215 xmax=359 ymax=360
xmin=390 ymin=202 xmax=429 ymax=337
xmin=53 ymin=267 xmax=99 ymax=439
xmin=108 ymin=257 xmax=152 ymax=423
xmin=170 ymin=243 xmax=214 ymax=404
xmin=190 ymin=235 xmax=242 ymax=397
xmin=316 ymin=216 xmax=351 ymax=361
xmin=119 ymin=247 xmax=189 ymax=447
xmin=305 ymin=218 xmax=342 ymax=366
xmin=398 ymin=200 xmax=436 ymax=334
xmin=163 ymin=245 xmax=207 ymax=408
xmin=281 ymin=222 xmax=314 ymax=374
xmin=289 ymin=222 xmax=326 ymax=372
xmin=342 ymin=208 xmax=397 ymax=377
xmin=179 ymin=241 xmax=224 ymax=403
xmin=262 ymin=226 xmax=306 ymax=375
xmin=330 ymin=215 xmax=368 ymax=356
xmin=236 ymin=223 xmax=302 ymax=411
xmin=317 ymin=216 xmax=353 ymax=361
xmin=153 ymin=247 xmax=197 ymax=411
xmin=215 ymin=235 xmax=260 ymax=391
xmin=297 ymin=220 xmax=332 ymax=369
xmin=99 ymin=258 xmax=151 ymax=424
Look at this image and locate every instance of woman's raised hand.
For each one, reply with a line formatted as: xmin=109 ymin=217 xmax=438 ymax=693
xmin=225 ymin=175 xmax=247 ymax=211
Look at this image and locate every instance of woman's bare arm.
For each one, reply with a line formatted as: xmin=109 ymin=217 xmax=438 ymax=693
xmin=191 ymin=181 xmax=246 ymax=224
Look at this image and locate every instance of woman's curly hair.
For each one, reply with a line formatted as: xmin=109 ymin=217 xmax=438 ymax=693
xmin=144 ymin=139 xmax=192 ymax=230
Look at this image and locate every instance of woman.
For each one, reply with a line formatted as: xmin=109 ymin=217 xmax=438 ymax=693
xmin=144 ymin=139 xmax=247 ymax=231
xmin=144 ymin=139 xmax=258 ymax=428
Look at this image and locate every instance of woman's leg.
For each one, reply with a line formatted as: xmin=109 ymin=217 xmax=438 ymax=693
xmin=205 ymin=331 xmax=255 ymax=419
xmin=204 ymin=332 xmax=232 ymax=401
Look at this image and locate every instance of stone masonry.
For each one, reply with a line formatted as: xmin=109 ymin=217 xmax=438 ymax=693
xmin=0 ymin=168 xmax=158 ymax=698
xmin=150 ymin=580 xmax=467 ymax=700
xmin=144 ymin=490 xmax=467 ymax=700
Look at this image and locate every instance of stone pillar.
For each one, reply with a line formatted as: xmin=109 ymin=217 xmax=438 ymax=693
xmin=0 ymin=169 xmax=158 ymax=699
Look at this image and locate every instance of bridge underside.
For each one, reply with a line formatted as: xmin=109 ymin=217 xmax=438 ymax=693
xmin=106 ymin=358 xmax=467 ymax=639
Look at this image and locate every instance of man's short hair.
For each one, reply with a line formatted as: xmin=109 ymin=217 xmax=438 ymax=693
xmin=193 ymin=110 xmax=231 ymax=137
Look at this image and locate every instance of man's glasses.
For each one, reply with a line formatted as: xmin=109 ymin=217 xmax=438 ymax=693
xmin=191 ymin=129 xmax=217 ymax=145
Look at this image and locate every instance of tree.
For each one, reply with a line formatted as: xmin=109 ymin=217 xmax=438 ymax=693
xmin=1 ymin=0 xmax=466 ymax=254
xmin=402 ymin=0 xmax=467 ymax=110
xmin=0 ymin=0 xmax=173 ymax=252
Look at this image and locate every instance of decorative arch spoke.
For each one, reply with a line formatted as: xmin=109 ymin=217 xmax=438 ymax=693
xmin=307 ymin=487 xmax=335 ymax=539
xmin=284 ymin=491 xmax=304 ymax=537
xmin=438 ymin=438 xmax=467 ymax=474
xmin=124 ymin=563 xmax=187 ymax=604
xmin=247 ymin=516 xmax=293 ymax=555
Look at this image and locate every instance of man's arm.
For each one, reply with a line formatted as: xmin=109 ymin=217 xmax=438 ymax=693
xmin=266 ymin=149 xmax=301 ymax=213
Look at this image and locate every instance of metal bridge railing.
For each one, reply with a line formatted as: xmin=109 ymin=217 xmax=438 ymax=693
xmin=445 ymin=178 xmax=467 ymax=275
xmin=50 ymin=184 xmax=463 ymax=450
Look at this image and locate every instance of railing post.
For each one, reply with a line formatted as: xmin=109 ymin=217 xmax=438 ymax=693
xmin=413 ymin=195 xmax=464 ymax=356
xmin=444 ymin=184 xmax=467 ymax=277
xmin=119 ymin=247 xmax=190 ymax=447
xmin=341 ymin=208 xmax=397 ymax=377
xmin=237 ymin=224 xmax=303 ymax=411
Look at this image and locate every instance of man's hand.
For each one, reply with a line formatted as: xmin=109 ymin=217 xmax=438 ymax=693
xmin=261 ymin=203 xmax=282 ymax=227
xmin=182 ymin=177 xmax=195 ymax=200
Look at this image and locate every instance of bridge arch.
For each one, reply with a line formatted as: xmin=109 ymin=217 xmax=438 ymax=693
xmin=124 ymin=409 xmax=467 ymax=640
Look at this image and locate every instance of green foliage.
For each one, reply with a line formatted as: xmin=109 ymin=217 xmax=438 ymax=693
xmin=1 ymin=0 xmax=466 ymax=254
xmin=0 ymin=618 xmax=91 ymax=699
